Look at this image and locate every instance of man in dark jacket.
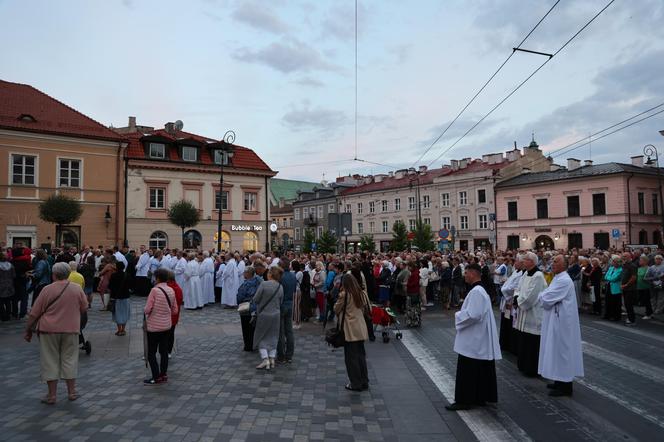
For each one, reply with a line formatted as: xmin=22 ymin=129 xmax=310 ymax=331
xmin=277 ymin=259 xmax=296 ymax=363
xmin=621 ymin=251 xmax=637 ymax=326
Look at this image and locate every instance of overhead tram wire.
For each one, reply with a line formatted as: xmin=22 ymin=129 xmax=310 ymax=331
xmin=426 ymin=0 xmax=617 ymax=169
xmin=354 ymin=0 xmax=358 ymax=160
xmin=411 ymin=0 xmax=561 ymax=167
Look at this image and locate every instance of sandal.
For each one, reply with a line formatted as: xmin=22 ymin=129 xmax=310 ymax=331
xmin=68 ymin=392 xmax=80 ymax=401
xmin=41 ymin=396 xmax=56 ymax=405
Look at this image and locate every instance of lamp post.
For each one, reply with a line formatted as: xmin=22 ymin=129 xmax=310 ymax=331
xmin=216 ymin=131 xmax=235 ymax=252
xmin=644 ymin=144 xmax=664 ymax=244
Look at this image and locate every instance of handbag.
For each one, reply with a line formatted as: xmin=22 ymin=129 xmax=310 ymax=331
xmin=108 ymin=299 xmax=116 ymax=313
xmin=238 ymin=301 xmax=251 ymax=314
xmin=325 ymin=289 xmax=348 ymax=348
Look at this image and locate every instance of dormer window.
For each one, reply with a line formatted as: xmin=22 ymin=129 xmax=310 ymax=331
xmin=149 ymin=143 xmax=166 ymax=159
xmin=182 ymin=145 xmax=198 ymax=162
xmin=214 ymin=150 xmax=230 ymax=165
xmin=18 ymin=114 xmax=36 ymax=122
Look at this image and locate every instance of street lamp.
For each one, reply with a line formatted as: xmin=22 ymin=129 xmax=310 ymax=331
xmin=216 ymin=131 xmax=235 ymax=252
xmin=644 ymin=144 xmax=664 ymax=244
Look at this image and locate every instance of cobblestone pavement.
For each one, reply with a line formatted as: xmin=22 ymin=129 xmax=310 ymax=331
xmin=2 ymin=296 xmax=663 ymax=441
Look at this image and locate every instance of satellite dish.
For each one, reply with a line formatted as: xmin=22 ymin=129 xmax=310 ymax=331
xmin=174 ymin=120 xmax=184 ymax=131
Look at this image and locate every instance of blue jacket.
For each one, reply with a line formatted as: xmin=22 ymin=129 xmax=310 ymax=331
xmin=237 ymin=276 xmax=262 ymax=304
xmin=280 ymin=270 xmax=297 ymax=311
xmin=604 ymin=266 xmax=623 ymax=295
xmin=33 ymin=260 xmax=51 ymax=286
xmin=324 ymin=270 xmax=336 ymax=292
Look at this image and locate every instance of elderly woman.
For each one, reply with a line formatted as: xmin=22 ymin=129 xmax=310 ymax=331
xmin=604 ymin=256 xmax=623 ymax=321
xmin=312 ymin=261 xmax=326 ymax=323
xmin=237 ymin=266 xmax=263 ymax=352
xmin=377 ymin=261 xmax=391 ymax=306
xmin=253 ymin=266 xmax=284 ymax=370
xmin=24 ymin=262 xmax=88 ymax=404
xmin=334 ymin=273 xmax=370 ymax=391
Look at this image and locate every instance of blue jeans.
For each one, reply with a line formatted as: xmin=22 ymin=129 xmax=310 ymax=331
xmin=277 ymin=308 xmax=294 ymax=360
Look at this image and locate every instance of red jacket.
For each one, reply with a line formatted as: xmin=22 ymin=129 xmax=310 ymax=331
xmin=406 ymin=269 xmax=420 ymax=294
xmin=167 ymin=281 xmax=184 ymax=326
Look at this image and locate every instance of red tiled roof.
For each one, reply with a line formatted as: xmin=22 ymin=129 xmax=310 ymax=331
xmin=124 ymin=128 xmax=274 ymax=173
xmin=0 ymin=80 xmax=123 ymax=142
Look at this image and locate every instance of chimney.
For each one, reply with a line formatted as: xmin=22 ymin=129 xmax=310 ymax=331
xmin=631 ymin=155 xmax=644 ymax=168
xmin=550 ymin=164 xmax=563 ymax=171
xmin=482 ymin=154 xmax=490 ymax=163
xmin=279 ymin=197 xmax=285 ymax=208
xmin=418 ymin=165 xmax=427 ymax=173
xmin=450 ymin=160 xmax=459 ymax=171
xmin=459 ymin=158 xmax=469 ymax=169
xmin=165 ymin=122 xmax=175 ymax=134
xmin=584 ymin=160 xmax=593 ymax=167
xmin=567 ymin=158 xmax=581 ymax=171
xmin=395 ymin=169 xmax=407 ymax=179
xmin=388 ymin=171 xmax=394 ymax=177
xmin=128 ymin=116 xmax=136 ymax=132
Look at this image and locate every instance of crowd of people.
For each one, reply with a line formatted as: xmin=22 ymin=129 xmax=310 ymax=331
xmin=3 ymin=239 xmax=664 ymax=405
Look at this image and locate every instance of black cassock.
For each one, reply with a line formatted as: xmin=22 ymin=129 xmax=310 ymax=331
xmin=454 ymin=354 xmax=498 ymax=406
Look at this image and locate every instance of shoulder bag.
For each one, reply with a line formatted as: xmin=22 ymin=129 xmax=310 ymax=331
xmin=325 ymin=290 xmax=348 ymax=348
xmin=250 ymin=283 xmax=281 ymax=326
xmin=31 ymin=282 xmax=70 ymax=334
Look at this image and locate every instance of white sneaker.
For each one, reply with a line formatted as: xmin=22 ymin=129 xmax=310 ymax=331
xmin=421 ymin=307 xmax=427 ymax=311
xmin=642 ymin=316 xmax=652 ymax=320
xmin=293 ymin=324 xmax=301 ymax=330
xmin=625 ymin=320 xmax=635 ymax=326
xmin=425 ymin=303 xmax=434 ymax=307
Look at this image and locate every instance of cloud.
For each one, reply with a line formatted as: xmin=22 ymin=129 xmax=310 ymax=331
xmin=232 ymin=38 xmax=341 ymax=74
xmin=320 ymin=2 xmax=367 ymax=41
xmin=281 ymin=102 xmax=349 ymax=133
xmin=231 ymin=1 xmax=288 ymax=34
xmin=294 ymin=77 xmax=325 ymax=88
xmin=388 ymin=44 xmax=412 ymax=64
xmin=419 ymin=115 xmax=505 ymax=151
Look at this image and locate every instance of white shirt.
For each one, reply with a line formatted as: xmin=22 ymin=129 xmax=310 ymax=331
xmin=500 ymin=269 xmax=523 ymax=312
xmin=135 ymin=252 xmax=151 ymax=277
xmin=454 ymin=283 xmax=502 ymax=361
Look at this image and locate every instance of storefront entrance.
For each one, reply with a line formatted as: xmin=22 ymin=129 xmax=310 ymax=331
xmin=534 ymin=235 xmax=554 ymax=250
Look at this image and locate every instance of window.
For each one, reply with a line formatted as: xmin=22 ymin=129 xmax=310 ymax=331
xmin=638 ymin=192 xmax=645 ymax=214
xmin=243 ymin=232 xmax=259 ymax=251
xmin=318 ymin=206 xmax=323 ymax=219
xmin=213 ymin=150 xmax=230 ymax=165
xmin=422 ymin=195 xmax=430 ymax=209
xmin=441 ymin=193 xmax=449 ymax=207
xmin=568 ymin=233 xmax=583 ymax=249
xmin=295 ymin=227 xmax=300 ymax=241
xmin=58 ymin=159 xmax=81 ymax=187
xmin=243 ymin=192 xmax=257 ymax=211
xmin=345 ymin=204 xmax=351 ymax=213
xmin=507 ymin=235 xmax=520 ymax=250
xmin=536 ymin=199 xmax=548 ymax=219
xmin=594 ymin=232 xmax=609 ymax=250
xmin=382 ymin=221 xmax=388 ymax=233
xmin=477 ymin=189 xmax=486 ymax=204
xmin=214 ymin=190 xmax=229 ymax=210
xmin=149 ymin=231 xmax=168 ymax=249
xmin=478 ymin=214 xmax=488 ymax=229
xmin=507 ymin=201 xmax=518 ymax=221
xmin=294 ymin=208 xmax=300 ymax=220
xmin=394 ymin=198 xmax=401 ymax=211
xmin=654 ymin=194 xmax=659 ymax=215
xmin=423 ymin=218 xmax=431 ymax=226
xmin=639 ymin=230 xmax=648 ymax=244
xmin=357 ymin=202 xmax=363 ymax=214
xmin=409 ymin=219 xmax=416 ymax=231
xmin=149 ymin=143 xmax=165 ymax=159
xmin=460 ymin=215 xmax=468 ymax=230
xmin=459 ymin=191 xmax=467 ymax=206
xmin=309 ymin=207 xmax=316 ymax=216
xmin=182 ymin=146 xmax=197 ymax=162
xmin=369 ymin=221 xmax=375 ymax=233
xmin=381 ymin=200 xmax=388 ymax=212
xmin=11 ymin=154 xmax=36 ymax=185
xmin=317 ymin=226 xmax=323 ymax=239
xmin=149 ymin=188 xmax=165 ymax=209
xmin=357 ymin=222 xmax=364 ymax=234
xmin=567 ymin=195 xmax=580 ymax=217
xmin=592 ymin=193 xmax=606 ymax=216
xmin=408 ymin=196 xmax=416 ymax=210
xmin=328 ymin=203 xmax=335 ymax=213
xmin=369 ymin=201 xmax=375 ymax=213
xmin=441 ymin=216 xmax=451 ymax=230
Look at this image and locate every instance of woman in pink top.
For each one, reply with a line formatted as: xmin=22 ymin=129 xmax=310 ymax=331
xmin=24 ymin=262 xmax=88 ymax=405
xmin=143 ymin=268 xmax=178 ymax=385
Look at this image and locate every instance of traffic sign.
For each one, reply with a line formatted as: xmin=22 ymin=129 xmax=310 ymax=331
xmin=611 ymin=228 xmax=620 ymax=239
xmin=439 ymin=228 xmax=449 ymax=239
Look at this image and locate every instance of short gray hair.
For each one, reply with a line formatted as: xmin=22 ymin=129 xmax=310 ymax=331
xmin=52 ymin=262 xmax=71 ymax=281
xmin=523 ymin=251 xmax=538 ymax=264
xmin=245 ymin=266 xmax=256 ymax=277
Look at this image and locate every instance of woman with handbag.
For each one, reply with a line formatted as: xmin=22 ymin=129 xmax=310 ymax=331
xmin=109 ymin=262 xmax=130 ymax=336
xmin=253 ymin=266 xmax=284 ymax=370
xmin=334 ymin=273 xmax=369 ymax=392
xmin=237 ymin=266 xmax=262 ymax=351
xmin=143 ymin=269 xmax=178 ymax=385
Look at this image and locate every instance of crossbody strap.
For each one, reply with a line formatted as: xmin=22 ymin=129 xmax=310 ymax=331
xmin=157 ymin=287 xmax=172 ymax=309
xmin=257 ymin=284 xmax=281 ymax=315
xmin=34 ymin=281 xmax=70 ymax=324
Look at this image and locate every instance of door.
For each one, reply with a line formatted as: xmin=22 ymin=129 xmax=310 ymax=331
xmin=534 ymin=235 xmax=554 ymax=250
xmin=507 ymin=235 xmax=520 ymax=250
xmin=12 ymin=237 xmax=32 ymax=248
xmin=568 ymin=233 xmax=583 ymax=249
xmin=459 ymin=240 xmax=468 ymax=251
xmin=594 ymin=232 xmax=609 ymax=250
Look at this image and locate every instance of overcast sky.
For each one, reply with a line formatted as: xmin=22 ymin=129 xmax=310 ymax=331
xmin=2 ymin=0 xmax=663 ymax=182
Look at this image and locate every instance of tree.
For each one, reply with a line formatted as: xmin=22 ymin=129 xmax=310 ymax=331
xmin=303 ymin=228 xmax=316 ymax=253
xmin=359 ymin=234 xmax=376 ymax=252
xmin=318 ymin=230 xmax=338 ymax=253
xmin=38 ymin=194 xmax=83 ymax=246
xmin=167 ymin=199 xmax=200 ymax=248
xmin=412 ymin=219 xmax=435 ymax=251
xmin=390 ymin=220 xmax=409 ymax=251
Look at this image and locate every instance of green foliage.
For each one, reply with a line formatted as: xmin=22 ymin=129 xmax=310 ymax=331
xmin=167 ymin=200 xmax=200 ymax=240
xmin=318 ymin=230 xmax=338 ymax=253
xmin=390 ymin=220 xmax=409 ymax=251
xmin=303 ymin=228 xmax=316 ymax=253
xmin=412 ymin=219 xmax=435 ymax=251
xmin=39 ymin=194 xmax=83 ymax=227
xmin=359 ymin=234 xmax=376 ymax=252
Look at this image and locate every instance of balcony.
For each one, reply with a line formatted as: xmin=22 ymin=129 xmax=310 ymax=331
xmin=304 ymin=214 xmax=318 ymax=227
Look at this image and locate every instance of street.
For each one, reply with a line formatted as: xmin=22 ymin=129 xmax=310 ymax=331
xmin=0 ymin=299 xmax=662 ymax=441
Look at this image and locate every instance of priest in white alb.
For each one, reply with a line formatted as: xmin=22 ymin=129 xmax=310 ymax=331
xmin=538 ymin=254 xmax=584 ymax=396
xmin=184 ymin=253 xmax=203 ymax=309
xmin=174 ymin=251 xmax=187 ymax=291
xmin=446 ymin=263 xmax=502 ymax=411
xmin=499 ymin=255 xmax=523 ymax=354
xmin=221 ymin=253 xmax=239 ymax=308
xmin=514 ymin=251 xmax=546 ymax=377
xmin=200 ymin=251 xmax=216 ymax=305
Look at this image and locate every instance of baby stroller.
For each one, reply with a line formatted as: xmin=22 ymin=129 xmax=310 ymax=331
xmin=79 ymin=311 xmax=92 ymax=355
xmin=405 ymin=295 xmax=422 ymax=328
xmin=371 ymin=305 xmax=402 ymax=343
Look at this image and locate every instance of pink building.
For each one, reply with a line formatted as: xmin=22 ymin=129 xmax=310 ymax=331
xmin=495 ymin=157 xmax=664 ymax=251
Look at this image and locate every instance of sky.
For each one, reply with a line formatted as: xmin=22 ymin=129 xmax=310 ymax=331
xmin=1 ymin=0 xmax=664 ymax=182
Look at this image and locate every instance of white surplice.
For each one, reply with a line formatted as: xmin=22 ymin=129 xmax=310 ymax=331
xmin=200 ymin=257 xmax=216 ymax=304
xmin=184 ymin=259 xmax=203 ymax=309
xmin=174 ymin=257 xmax=187 ymax=290
xmin=236 ymin=259 xmax=246 ymax=290
xmin=221 ymin=259 xmax=238 ymax=306
xmin=215 ymin=263 xmax=226 ymax=289
xmin=500 ymin=270 xmax=523 ymax=312
xmin=514 ymin=270 xmax=547 ymax=335
xmin=454 ymin=283 xmax=502 ymax=361
xmin=538 ymin=271 xmax=585 ymax=382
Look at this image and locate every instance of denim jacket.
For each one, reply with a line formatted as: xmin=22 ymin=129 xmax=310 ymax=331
xmin=237 ymin=276 xmax=262 ymax=310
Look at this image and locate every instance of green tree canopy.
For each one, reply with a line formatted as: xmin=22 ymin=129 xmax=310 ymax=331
xmin=167 ymin=199 xmax=200 ymax=246
xmin=303 ymin=228 xmax=316 ymax=253
xmin=412 ymin=219 xmax=435 ymax=251
xmin=359 ymin=234 xmax=376 ymax=252
xmin=318 ymin=230 xmax=338 ymax=253
xmin=390 ymin=220 xmax=408 ymax=251
xmin=39 ymin=194 xmax=83 ymax=246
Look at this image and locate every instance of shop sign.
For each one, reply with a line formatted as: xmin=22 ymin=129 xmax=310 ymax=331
xmin=231 ymin=225 xmax=263 ymax=231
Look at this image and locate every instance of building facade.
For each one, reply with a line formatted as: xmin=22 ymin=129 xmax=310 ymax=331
xmin=495 ymin=157 xmax=664 ymax=251
xmin=118 ymin=118 xmax=275 ymax=252
xmin=0 ymin=80 xmax=126 ymax=250
xmin=268 ymin=178 xmax=317 ymax=251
